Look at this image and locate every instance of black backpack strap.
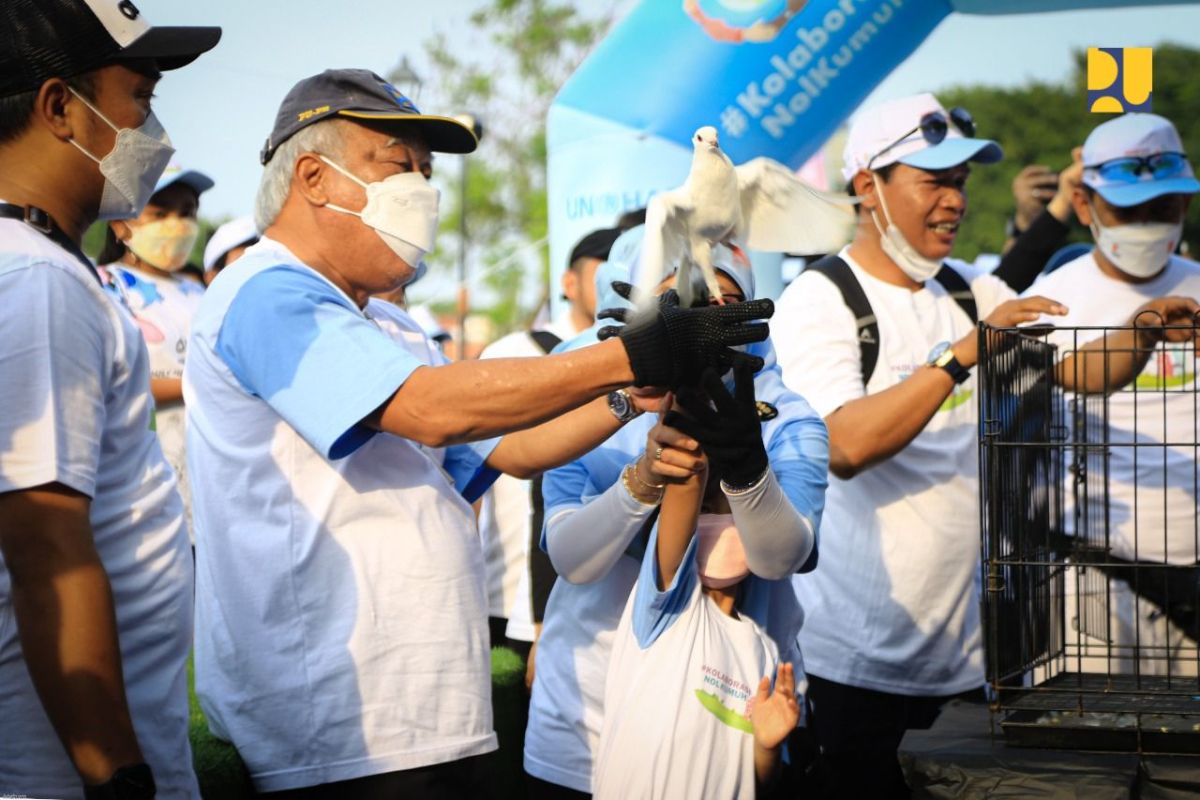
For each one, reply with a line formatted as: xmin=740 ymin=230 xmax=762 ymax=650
xmin=933 ymin=265 xmax=978 ymax=324
xmin=806 ymin=256 xmax=879 ymax=386
xmin=529 ymin=329 xmax=563 ymax=355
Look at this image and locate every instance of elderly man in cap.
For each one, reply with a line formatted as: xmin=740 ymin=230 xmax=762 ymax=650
xmin=0 ymin=2 xmax=219 ymax=799
xmin=184 ymin=68 xmax=773 ymax=798
xmin=1027 ymin=113 xmax=1200 ymax=673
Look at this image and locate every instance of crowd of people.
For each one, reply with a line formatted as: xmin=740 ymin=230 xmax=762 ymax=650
xmin=2 ymin=3 xmax=1200 ymax=800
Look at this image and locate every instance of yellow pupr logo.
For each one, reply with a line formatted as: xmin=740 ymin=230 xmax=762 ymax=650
xmin=1088 ymin=47 xmax=1152 ymax=113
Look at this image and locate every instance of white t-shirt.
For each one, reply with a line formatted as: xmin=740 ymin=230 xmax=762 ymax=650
xmin=0 ymin=220 xmax=196 ymax=799
xmin=477 ymin=319 xmax=578 ymax=638
xmin=773 ymin=247 xmax=1014 ymax=695
xmin=101 ymin=263 xmax=204 ymax=540
xmin=1029 ymin=253 xmax=1200 ymax=564
xmin=594 ymin=528 xmax=779 ymax=800
xmin=185 ymin=237 xmax=501 ymax=792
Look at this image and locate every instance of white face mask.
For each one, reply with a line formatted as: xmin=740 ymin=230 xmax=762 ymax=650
xmin=871 ymin=175 xmax=943 ymax=283
xmin=320 ymin=156 xmax=440 ymax=268
xmin=1088 ymin=202 xmax=1181 ymax=279
xmin=67 ymin=88 xmax=175 ymax=221
xmin=126 ymin=217 xmax=200 ymax=272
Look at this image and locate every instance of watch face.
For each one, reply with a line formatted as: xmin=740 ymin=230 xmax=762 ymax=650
xmin=608 ymin=391 xmax=632 ymax=420
xmin=927 ymin=341 xmax=951 ymax=365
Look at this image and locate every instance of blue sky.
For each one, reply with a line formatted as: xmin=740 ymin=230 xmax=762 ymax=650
xmin=135 ymin=1 xmax=1200 ymax=222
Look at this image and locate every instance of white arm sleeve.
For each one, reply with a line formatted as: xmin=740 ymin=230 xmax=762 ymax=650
xmin=726 ymin=469 xmax=815 ymax=579
xmin=545 ymin=477 xmax=657 ymax=585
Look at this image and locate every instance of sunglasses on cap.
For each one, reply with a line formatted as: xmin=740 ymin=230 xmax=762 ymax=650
xmin=1089 ymin=152 xmax=1190 ymax=184
xmin=867 ymin=107 xmax=977 ymax=171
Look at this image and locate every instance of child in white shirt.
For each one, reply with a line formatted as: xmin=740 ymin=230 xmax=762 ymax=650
xmin=594 ymin=366 xmax=802 ymax=799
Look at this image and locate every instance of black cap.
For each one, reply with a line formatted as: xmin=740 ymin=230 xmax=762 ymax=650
xmin=261 ymin=68 xmax=479 ymax=165
xmin=569 ymin=227 xmax=623 ymax=268
xmin=0 ymin=0 xmax=221 ymax=99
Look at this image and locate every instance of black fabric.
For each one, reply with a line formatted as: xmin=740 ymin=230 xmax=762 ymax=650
xmin=263 ymin=752 xmax=496 ymax=799
xmin=805 ymin=256 xmax=977 ymax=386
xmin=993 ymin=209 xmax=1072 ymax=294
xmin=525 ymin=327 xmax=563 ymax=626
xmin=603 ymin=282 xmax=772 ymax=387
xmin=666 ymin=364 xmax=767 ymax=488
xmin=806 ymin=673 xmax=982 ymax=800
xmin=526 ymin=773 xmax=591 ymax=799
xmin=898 ymin=699 xmax=1200 ymax=799
xmin=0 ymin=203 xmax=101 ymax=285
xmin=529 ymin=329 xmax=563 ymax=356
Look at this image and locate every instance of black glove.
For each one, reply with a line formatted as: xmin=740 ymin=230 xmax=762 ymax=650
xmin=665 ymin=364 xmax=768 ymax=489
xmin=596 ymin=281 xmax=772 ymax=389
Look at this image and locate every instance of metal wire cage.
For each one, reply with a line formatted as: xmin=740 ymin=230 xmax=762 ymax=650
xmin=979 ymin=319 xmax=1200 ymax=753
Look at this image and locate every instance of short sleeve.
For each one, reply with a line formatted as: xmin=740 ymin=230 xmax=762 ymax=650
xmin=0 ymin=263 xmax=109 ymax=497
xmin=631 ymin=525 xmax=699 ymax=648
xmin=773 ymin=270 xmax=866 ymax=418
xmin=441 ymin=439 xmax=501 ymax=502
xmin=216 ymin=267 xmax=422 ymax=460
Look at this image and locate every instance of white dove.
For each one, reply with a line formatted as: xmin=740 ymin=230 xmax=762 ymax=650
xmin=637 ymin=125 xmax=857 ymax=308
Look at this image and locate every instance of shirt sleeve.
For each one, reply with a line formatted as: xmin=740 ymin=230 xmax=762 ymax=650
xmin=441 ymin=439 xmax=501 ymax=503
xmin=0 ymin=263 xmax=109 ymax=497
xmin=216 ymin=266 xmax=423 ymax=460
xmin=773 ymin=270 xmax=866 ymax=419
xmin=631 ymin=525 xmax=700 ymax=649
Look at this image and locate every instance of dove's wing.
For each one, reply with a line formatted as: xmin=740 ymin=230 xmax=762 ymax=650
xmin=637 ymin=188 xmax=694 ymax=312
xmin=734 ymin=157 xmax=858 ymax=255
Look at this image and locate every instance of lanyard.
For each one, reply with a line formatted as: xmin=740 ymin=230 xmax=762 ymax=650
xmin=0 ymin=203 xmax=103 ymax=286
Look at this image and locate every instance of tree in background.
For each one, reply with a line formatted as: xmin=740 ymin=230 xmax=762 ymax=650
xmin=939 ymin=43 xmax=1200 ymax=261
xmin=413 ymin=0 xmax=614 ymax=332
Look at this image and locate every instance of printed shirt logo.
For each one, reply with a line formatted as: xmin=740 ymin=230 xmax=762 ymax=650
xmin=1135 ymin=345 xmax=1195 ymax=390
xmin=1088 ymin=47 xmax=1152 ymax=113
xmin=695 ymin=664 xmax=754 ymax=734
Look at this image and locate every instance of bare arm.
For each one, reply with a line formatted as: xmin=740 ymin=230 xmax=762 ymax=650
xmin=828 ymin=295 xmax=1067 ymax=478
xmin=486 ymin=398 xmax=622 ymax=480
xmin=656 ymin=462 xmax=707 ymax=590
xmin=366 ymin=338 xmax=634 ymax=448
xmin=1056 ymin=297 xmax=1200 ymax=394
xmin=150 ymin=377 xmax=183 ymax=406
xmin=0 ymin=484 xmax=144 ymax=785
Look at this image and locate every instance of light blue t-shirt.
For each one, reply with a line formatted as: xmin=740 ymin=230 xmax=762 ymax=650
xmin=186 ymin=237 xmax=499 ymax=792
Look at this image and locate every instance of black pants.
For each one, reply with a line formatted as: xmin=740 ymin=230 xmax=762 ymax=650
xmin=805 ymin=673 xmax=983 ymax=800
xmin=262 ymin=752 xmax=494 ymax=800
xmin=525 ymin=773 xmax=590 ymax=799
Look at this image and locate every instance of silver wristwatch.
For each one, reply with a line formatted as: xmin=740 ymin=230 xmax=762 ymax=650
xmin=607 ymin=389 xmax=640 ymax=423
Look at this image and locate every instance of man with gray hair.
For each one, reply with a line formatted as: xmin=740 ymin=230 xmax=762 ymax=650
xmin=184 ymin=68 xmax=773 ymax=798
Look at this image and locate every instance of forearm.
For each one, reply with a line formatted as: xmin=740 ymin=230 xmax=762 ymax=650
xmin=372 ymin=338 xmax=634 ymax=447
xmin=657 ymin=479 xmax=703 ymax=589
xmin=726 ymin=470 xmax=815 ymax=578
xmin=1058 ymin=328 xmax=1155 ymax=394
xmin=546 ymin=478 xmax=657 ymax=584
xmin=754 ymin=741 xmax=783 ymax=788
xmin=150 ymin=377 xmax=184 ymax=405
xmin=0 ymin=486 xmax=143 ymax=785
xmin=826 ymin=367 xmax=956 ymax=478
xmin=487 ymin=398 xmax=624 ymax=479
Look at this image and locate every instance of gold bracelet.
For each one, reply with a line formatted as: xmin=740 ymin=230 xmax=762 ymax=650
xmin=631 ymin=456 xmax=666 ymax=491
xmin=622 ymin=463 xmax=663 ymax=506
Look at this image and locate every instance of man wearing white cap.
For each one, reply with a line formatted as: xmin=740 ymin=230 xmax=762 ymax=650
xmin=1027 ymin=113 xmax=1200 ymax=671
xmin=0 ymin=1 xmax=219 ymax=798
xmin=772 ymin=93 xmax=1068 ymax=797
xmin=202 ymin=214 xmax=259 ymax=285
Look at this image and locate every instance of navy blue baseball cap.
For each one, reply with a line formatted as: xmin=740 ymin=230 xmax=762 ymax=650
xmin=261 ymin=68 xmax=478 ymax=164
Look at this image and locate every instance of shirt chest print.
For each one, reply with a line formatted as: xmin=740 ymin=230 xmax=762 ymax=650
xmin=1135 ymin=346 xmax=1196 ymax=390
xmin=695 ymin=663 xmax=754 ymax=734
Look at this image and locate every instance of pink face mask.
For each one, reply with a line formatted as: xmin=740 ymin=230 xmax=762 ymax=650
xmin=696 ymin=513 xmax=749 ymax=589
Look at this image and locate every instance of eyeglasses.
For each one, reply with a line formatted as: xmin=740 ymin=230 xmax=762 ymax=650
xmin=1089 ymin=152 xmax=1190 ymax=183
xmin=866 ymin=107 xmax=977 ymax=171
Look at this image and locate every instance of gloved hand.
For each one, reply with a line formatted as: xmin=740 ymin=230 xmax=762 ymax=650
xmin=665 ymin=364 xmax=768 ymax=489
xmin=597 ymin=281 xmax=772 ymax=388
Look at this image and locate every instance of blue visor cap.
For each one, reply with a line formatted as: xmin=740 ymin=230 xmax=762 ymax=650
xmin=1094 ymin=176 xmax=1200 ymax=208
xmin=899 ymin=137 xmax=1004 ymax=172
